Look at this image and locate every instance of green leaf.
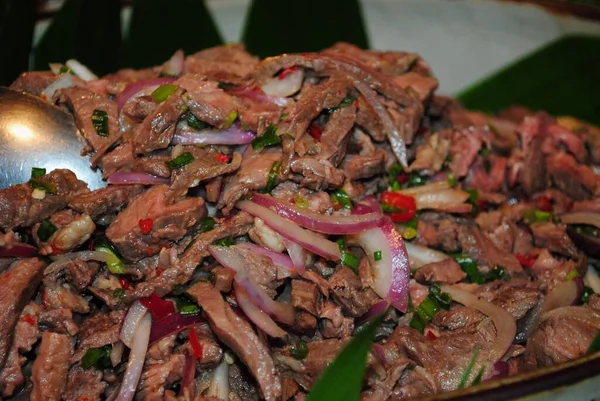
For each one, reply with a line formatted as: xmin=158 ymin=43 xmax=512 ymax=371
xmin=306 ymin=315 xmax=382 ymax=401
xmin=458 ymin=35 xmax=600 ymax=126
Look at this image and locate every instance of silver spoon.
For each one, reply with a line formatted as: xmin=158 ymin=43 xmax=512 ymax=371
xmin=0 ymin=87 xmax=105 ymax=190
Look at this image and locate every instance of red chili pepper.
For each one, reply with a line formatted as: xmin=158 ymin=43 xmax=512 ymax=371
xmin=119 ymin=278 xmax=131 ymax=290
xmin=516 ymin=253 xmax=535 ymax=268
xmin=87 ymin=239 xmax=95 ymax=251
xmin=425 ymin=328 xmax=438 ymax=340
xmin=381 ymin=191 xmax=417 ymax=223
xmin=156 ymin=268 xmax=164 ymax=277
xmin=139 ymin=293 xmax=175 ymax=321
xmin=22 ymin=314 xmax=36 ymax=326
xmin=139 ymin=218 xmax=153 ymax=235
xmin=353 ymin=100 xmax=359 ymax=108
xmin=278 ymin=66 xmax=299 ymax=80
xmin=188 ymin=328 xmax=203 ymax=360
xmin=50 ymin=244 xmax=62 ymax=255
xmin=308 ymin=123 xmax=322 ymax=141
xmin=538 ymin=195 xmax=552 ymax=212
xmin=253 ymin=86 xmax=264 ymax=93
xmin=77 ymin=397 xmax=93 ymax=401
xmin=215 ymin=153 xmax=231 ymax=163
xmin=396 ymin=173 xmax=409 ymax=185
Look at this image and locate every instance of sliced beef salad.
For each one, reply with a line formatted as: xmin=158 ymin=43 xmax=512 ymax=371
xmin=2 ymin=43 xmax=600 ymax=401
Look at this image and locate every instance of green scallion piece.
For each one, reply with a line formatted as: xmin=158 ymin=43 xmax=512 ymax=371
xmin=588 ymin=330 xmax=600 ymax=354
xmin=260 ymin=161 xmax=281 ymax=194
xmin=28 ymin=179 xmax=57 ymax=194
xmin=37 ymin=219 xmax=58 ymax=242
xmin=293 ymin=194 xmax=309 ymax=209
xmin=582 ymin=286 xmax=594 ymax=304
xmin=457 ymin=347 xmax=481 ymax=389
xmin=91 ymin=109 xmax=109 ymax=137
xmin=166 ymin=152 xmax=194 ymax=169
xmin=566 ymin=269 xmax=580 ymax=280
xmin=186 ymin=112 xmax=207 ymax=130
xmin=94 ymin=236 xmax=126 ymax=275
xmin=214 ymin=237 xmax=235 ymax=247
xmin=523 ymin=209 xmax=552 ymax=223
xmin=373 ymin=250 xmax=382 ymax=261
xmin=251 ymin=125 xmax=281 ymax=150
xmin=337 ymin=239 xmax=359 ymax=271
xmin=31 ymin=167 xmax=46 ymax=179
xmin=81 ymin=346 xmax=112 ymax=370
xmin=175 ymin=296 xmax=202 ymax=316
xmin=409 ymin=284 xmax=451 ymax=332
xmin=331 ymin=189 xmax=352 ymax=209
xmin=223 ymin=110 xmax=238 ymax=129
xmin=198 ymin=217 xmax=215 ymax=234
xmin=401 ymin=227 xmax=417 ymax=240
xmin=452 ymin=253 xmax=486 ymax=284
xmin=59 ymin=65 xmax=74 ymax=75
xmin=329 ymin=94 xmax=357 ymax=113
xmin=113 ymin=288 xmax=125 ymax=300
xmin=407 ymin=171 xmax=426 ymax=188
xmin=290 ymin=340 xmax=309 ymax=360
xmin=151 ymin=84 xmax=178 ymax=103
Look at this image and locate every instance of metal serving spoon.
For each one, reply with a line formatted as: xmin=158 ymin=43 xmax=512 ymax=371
xmin=0 ymin=87 xmax=105 ymax=190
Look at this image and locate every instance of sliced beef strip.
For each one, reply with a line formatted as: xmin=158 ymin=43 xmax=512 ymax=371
xmin=392 ymin=72 xmax=439 ymax=102
xmin=137 ymin=353 xmax=185 ymax=400
xmin=72 ymin=311 xmax=123 ymax=362
xmin=341 ymin=148 xmax=387 ymax=181
xmin=167 ymin=150 xmax=242 ymax=202
xmin=458 ymin=225 xmax=522 ymax=275
xmin=530 ymin=249 xmax=582 ymax=292
xmin=237 ymin=96 xmax=282 ymax=133
xmin=288 ymin=157 xmax=345 ymax=191
xmin=9 ymin=71 xmax=58 ymax=96
xmin=475 ymin=281 xmax=541 ymax=320
xmin=0 ymin=258 xmax=46 ymax=370
xmin=212 ymin=266 xmax=235 ymax=293
xmin=228 ymin=362 xmax=261 ymax=401
xmin=310 ymin=103 xmax=357 ymax=164
xmin=121 ymin=95 xmax=157 ymax=122
xmin=529 ymin=221 xmax=579 ymax=259
xmin=415 ymin=213 xmax=462 ymax=253
xmin=390 ymin=367 xmax=438 ymax=399
xmin=58 ymin=86 xmax=121 ymax=165
xmin=414 ymin=258 xmax=466 ymax=284
xmin=465 ymin=155 xmax=507 ymax=193
xmin=0 ymin=169 xmax=88 ymax=231
xmin=130 ymin=155 xmax=172 ymax=178
xmin=328 ymin=267 xmax=381 ymax=317
xmin=177 ymin=75 xmax=240 ymax=128
xmin=449 ymin=127 xmax=483 ymax=178
xmin=229 ymin=245 xmax=287 ymax=297
xmin=516 ymin=114 xmax=549 ymax=194
xmin=185 ymin=44 xmax=258 ymax=83
xmin=106 ymin=184 xmax=207 ymax=261
xmin=103 ymin=68 xmax=157 ymax=96
xmin=0 ymin=303 xmax=42 ymax=397
xmin=291 ymin=280 xmax=319 ymax=316
xmin=324 ymin=42 xmax=420 ymax=76
xmin=133 ymin=88 xmax=186 ymax=154
xmin=187 ymin=281 xmax=282 ymax=401
xmin=30 ymin=331 xmax=74 ymax=401
xmin=409 ymin=132 xmax=451 ymax=174
xmin=547 ymin=152 xmax=600 ymax=201
xmin=62 ymin=366 xmax=106 ymax=401
xmin=69 ymin=185 xmax=144 ymax=220
xmin=99 ymin=141 xmax=135 ymax=178
xmin=363 ymin=359 xmax=411 ymax=401
xmin=38 ymin=308 xmax=79 ymax=336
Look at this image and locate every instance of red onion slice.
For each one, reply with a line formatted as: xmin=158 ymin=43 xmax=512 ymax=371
xmin=236 ymin=200 xmax=341 ymax=260
xmin=357 ymin=300 xmax=390 ymax=325
xmin=541 ymin=278 xmax=583 ymax=313
xmin=107 ymin=172 xmax=170 ymax=186
xmin=283 ymin=239 xmax=307 ymax=274
xmin=115 ymin=312 xmax=151 ymax=401
xmin=560 ymin=212 xmax=600 ymax=229
xmin=207 ymin=360 xmax=230 ymax=400
xmin=173 ymin=125 xmax=256 ymax=146
xmin=252 ymin=193 xmax=383 ymax=234
xmin=404 ymin=242 xmax=449 ymax=269
xmin=0 ymin=242 xmax=38 ymax=258
xmin=115 ymin=77 xmax=177 ymax=111
xmin=441 ymin=285 xmax=516 ymax=363
xmin=260 ymin=69 xmax=304 ymax=97
xmin=354 ymin=219 xmax=410 ymax=312
xmin=225 ymin=85 xmax=291 ymax=107
xmin=235 ymin=242 xmax=294 ymax=269
xmin=180 ymin=351 xmax=196 ymax=399
xmin=149 ymin=313 xmax=206 ymax=345
xmin=110 ymin=341 xmax=124 ymax=367
xmin=119 ymin=301 xmax=148 ymax=348
xmin=234 ymin=281 xmax=287 ymax=338
xmin=163 ymin=49 xmax=184 ymax=77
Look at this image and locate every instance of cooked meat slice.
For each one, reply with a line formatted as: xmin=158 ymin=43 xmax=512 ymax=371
xmin=137 ymin=353 xmax=185 ymax=400
xmin=0 ymin=169 xmax=87 ymax=231
xmin=0 ymin=258 xmax=46 ymax=370
xmin=450 ymin=128 xmax=482 ymax=178
xmin=516 ymin=114 xmax=549 ymax=194
xmin=103 ymin=68 xmax=157 ymax=95
xmin=289 ymin=157 xmax=345 ymax=191
xmin=475 ymin=281 xmax=541 ymax=320
xmin=341 ymin=148 xmax=387 ymax=181
xmin=121 ymin=95 xmax=157 ymax=121
xmin=130 ymin=155 xmax=172 ymax=178
xmin=58 ymin=87 xmax=121 ymax=165
xmin=10 ymin=71 xmax=58 ymax=96
xmin=390 ymin=367 xmax=438 ymax=399
xmin=106 ymin=184 xmax=206 ymax=261
xmin=69 ymin=185 xmax=144 ymax=219
xmin=465 ymin=155 xmax=507 ymax=193
xmin=529 ymin=222 xmax=579 ymax=259
xmin=392 ymin=72 xmax=438 ymax=101
xmin=62 ymin=366 xmax=106 ymax=401
xmin=317 ymin=105 xmax=356 ymax=164
xmin=414 ymin=258 xmax=466 ymax=284
xmin=329 ymin=267 xmax=381 ymax=317
xmin=291 ymin=280 xmax=319 ymax=316
xmin=38 ymin=308 xmax=79 ymax=336
xmin=187 ymin=281 xmax=281 ymax=401
xmin=30 ymin=331 xmax=74 ymax=401
xmin=185 ymin=44 xmax=258 ymax=83
xmin=324 ymin=42 xmax=420 ymax=75
xmin=72 ymin=311 xmax=123 ymax=362
xmin=409 ymin=132 xmax=451 ymax=174
xmin=99 ymin=141 xmax=135 ymax=178
xmin=547 ymin=152 xmax=600 ymax=200
xmin=458 ymin=225 xmax=522 ymax=274
xmin=212 ymin=266 xmax=235 ymax=293
xmin=530 ymin=250 xmax=582 ymax=292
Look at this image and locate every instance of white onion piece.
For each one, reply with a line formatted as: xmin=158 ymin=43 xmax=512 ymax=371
xmin=48 ymin=63 xmax=63 ymax=75
xmin=260 ymin=68 xmax=304 ymax=97
xmin=115 ymin=312 xmax=151 ymax=401
xmin=44 ymin=250 xmax=115 ymax=276
xmin=65 ymin=59 xmax=98 ymax=81
xmin=541 ymin=278 xmax=583 ymax=314
xmin=235 ymin=241 xmax=294 ymax=269
xmin=207 ymin=359 xmax=229 ymax=400
xmin=234 ymin=281 xmax=287 ymax=338
xmin=284 ymin=239 xmax=307 ymax=274
xmin=397 ymin=181 xmax=450 ymax=196
xmin=236 ymin=200 xmax=341 ymax=260
xmin=110 ymin=341 xmax=124 ymax=367
xmin=354 ymin=219 xmax=410 ymax=312
xmin=585 ymin=266 xmax=600 ymax=294
xmin=404 ymin=242 xmax=449 ymax=269
xmin=172 ymin=125 xmax=256 ymax=146
xmin=119 ymin=301 xmax=149 ymax=348
xmin=560 ymin=212 xmax=600 ymax=229
xmin=441 ymin=285 xmax=516 ymax=363
xmin=163 ymin=49 xmax=184 ymax=76
xmin=41 ymin=74 xmax=76 ymax=101
xmin=412 ymin=188 xmax=471 ymax=213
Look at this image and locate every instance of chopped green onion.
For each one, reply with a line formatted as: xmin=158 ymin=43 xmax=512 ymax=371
xmin=81 ymin=345 xmax=112 ymax=370
xmin=251 ymin=125 xmax=281 ymax=150
xmin=290 ymin=340 xmax=309 ymax=360
xmin=331 ymin=189 xmax=352 ymax=209
xmin=478 ymin=147 xmax=492 ymax=157
xmin=94 ymin=236 xmax=125 ymax=274
xmin=59 ymin=65 xmax=74 ymax=75
xmin=588 ymin=330 xmax=600 ymax=354
xmin=293 ymin=194 xmax=309 ymax=209
xmin=404 ymin=216 xmax=419 ymax=229
xmin=151 ymin=84 xmax=178 ymax=103
xmin=260 ymin=161 xmax=281 ymax=194
xmin=457 ymin=347 xmax=481 ymax=389
xmin=429 ymin=284 xmax=452 ymax=309
xmin=166 ymin=152 xmax=194 ymax=169
xmin=447 ymin=173 xmax=457 ymax=186
xmin=337 ymin=239 xmax=360 ymax=271
xmin=407 ymin=171 xmax=426 ymax=188
xmin=373 ymin=251 xmax=382 ymax=261
xmin=401 ymin=227 xmax=417 ymax=240
xmin=91 ymin=109 xmax=109 ymax=137
xmin=452 ymin=253 xmax=486 ymax=284
xmin=387 ymin=163 xmax=404 ymax=187
xmin=574 ymin=224 xmax=600 ymax=238
xmin=279 ymin=112 xmax=288 ymax=122
xmin=409 ymin=284 xmax=451 ymax=333
xmin=381 ymin=203 xmax=401 ymax=214
xmin=523 ymin=209 xmax=552 ymax=223
xmin=487 ymin=265 xmax=506 ymax=281
xmin=214 ymin=237 xmax=235 ymax=247
xmin=113 ymin=288 xmax=125 ymax=300
xmin=186 ymin=112 xmax=207 ymax=130
xmin=31 ymin=167 xmax=46 ymax=179
xmin=566 ymin=269 xmax=580 ymax=280
xmin=175 ymin=296 xmax=202 ymax=316
xmin=582 ymin=286 xmax=594 ymax=304
xmin=328 ymin=94 xmax=357 ymax=113
xmin=198 ymin=217 xmax=215 ymax=234
xmin=466 ymin=189 xmax=479 ymax=216
xmin=37 ymin=219 xmax=57 ymax=242
xmin=223 ymin=111 xmax=238 ymax=129
xmin=28 ymin=179 xmax=57 ymax=194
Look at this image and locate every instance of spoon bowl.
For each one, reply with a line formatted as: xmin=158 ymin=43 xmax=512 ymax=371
xmin=0 ymin=87 xmax=105 ymax=190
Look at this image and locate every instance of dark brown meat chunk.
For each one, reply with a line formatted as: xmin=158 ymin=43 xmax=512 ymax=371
xmin=187 ymin=281 xmax=281 ymax=401
xmin=341 ymin=148 xmax=387 ymax=181
xmin=449 ymin=128 xmax=482 ymax=178
xmin=414 ymin=258 xmax=466 ymax=284
xmin=313 ymin=102 xmax=357 ymax=164
xmin=69 ymin=185 xmax=144 ymax=219
xmin=289 ymin=157 xmax=345 ymax=191
xmin=137 ymin=353 xmax=185 ymax=400
xmin=212 ymin=266 xmax=235 ymax=293
xmin=516 ymin=114 xmax=549 ymax=194
xmin=73 ymin=311 xmax=123 ymax=362
xmin=329 ymin=267 xmax=381 ymax=317
xmin=63 ymin=260 xmax=100 ymax=291
xmin=529 ymin=222 xmax=579 ymax=259
xmin=106 ymin=184 xmax=206 ymax=261
xmin=30 ymin=331 xmax=74 ymax=401
xmin=0 ymin=258 xmax=46 ymax=370
xmin=291 ymin=280 xmax=319 ymax=316
xmin=185 ymin=44 xmax=258 ymax=83
xmin=475 ymin=281 xmax=541 ymax=320
xmin=99 ymin=141 xmax=135 ymax=178
xmin=547 ymin=152 xmax=600 ymax=200
xmin=0 ymin=169 xmax=87 ymax=231
xmin=62 ymin=366 xmax=106 ymax=401
xmin=10 ymin=71 xmax=57 ymax=96
xmin=458 ymin=225 xmax=522 ymax=274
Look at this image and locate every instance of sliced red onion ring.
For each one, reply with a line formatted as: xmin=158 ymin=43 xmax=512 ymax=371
xmin=224 ymin=84 xmax=291 ymax=107
xmin=235 ymin=242 xmax=294 ymax=269
xmin=487 ymin=361 xmax=509 ymax=381
xmin=66 ymin=59 xmax=98 ymax=81
xmin=110 ymin=341 xmax=124 ymax=367
xmin=115 ymin=312 xmax=151 ymax=401
xmin=119 ymin=301 xmax=148 ymax=348
xmin=107 ymin=172 xmax=170 ymax=186
xmin=260 ymin=68 xmax=304 ymax=97
xmin=441 ymin=285 xmax=516 ymax=363
xmin=354 ymin=219 xmax=410 ymax=312
xmin=44 ymin=250 xmax=115 ymax=276
xmin=180 ymin=351 xmax=196 ymax=398
xmin=163 ymin=49 xmax=184 ymax=77
xmin=404 ymin=242 xmax=449 ymax=269
xmin=560 ymin=212 xmax=600 ymax=229
xmin=149 ymin=312 xmax=206 ymax=345
xmin=0 ymin=242 xmax=38 ymax=258
xmin=41 ymin=74 xmax=76 ymax=101
xmin=541 ymin=278 xmax=583 ymax=313
xmin=236 ymin=200 xmax=341 ymax=260
xmin=234 ymin=281 xmax=287 ymax=338
xmin=283 ymin=239 xmax=307 ymax=274
xmin=252 ymin=193 xmax=383 ymax=235
xmin=356 ymin=300 xmax=390 ymax=325
xmin=207 ymin=359 xmax=229 ymax=400
xmin=115 ymin=77 xmax=177 ymax=111
xmin=173 ymin=125 xmax=256 ymax=146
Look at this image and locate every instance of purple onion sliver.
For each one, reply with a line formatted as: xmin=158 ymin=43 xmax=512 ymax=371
xmin=148 ymin=313 xmax=206 ymax=345
xmin=107 ymin=172 xmax=170 ymax=186
xmin=356 ymin=300 xmax=390 ymax=326
xmin=235 ymin=242 xmax=294 ymax=269
xmin=116 ymin=77 xmax=177 ymax=111
xmin=173 ymin=126 xmax=256 ymax=146
xmin=487 ymin=361 xmax=509 ymax=381
xmin=381 ymin=220 xmax=410 ymax=312
xmin=0 ymin=242 xmax=38 ymax=258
